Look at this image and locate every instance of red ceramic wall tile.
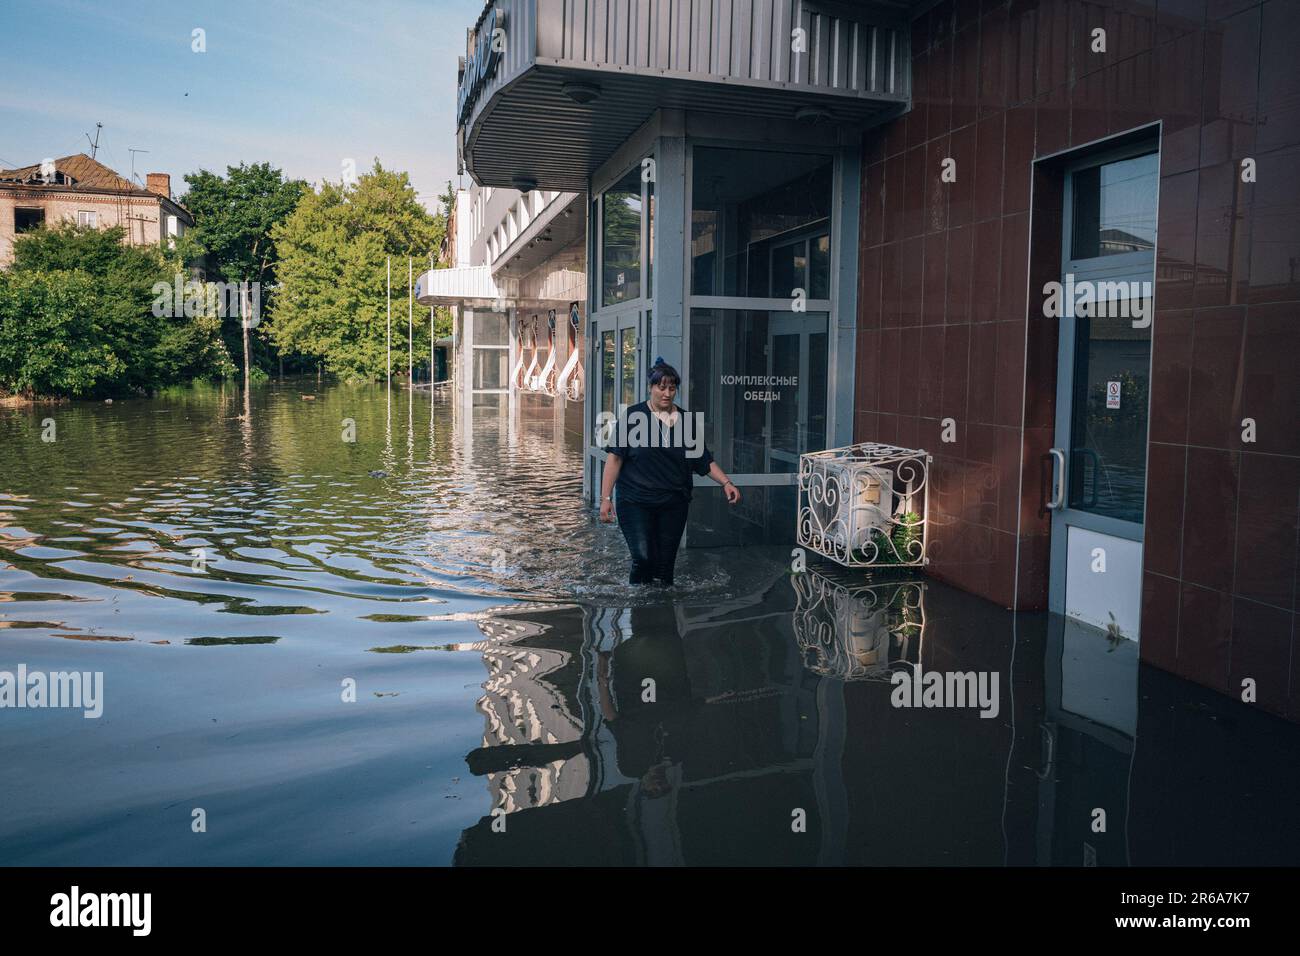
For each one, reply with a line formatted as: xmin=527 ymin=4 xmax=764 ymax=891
xmin=859 ymin=245 xmax=882 ymax=331
xmin=946 ymin=223 xmax=975 ymax=320
xmin=900 ymin=237 xmax=925 ymax=327
xmin=919 ymin=325 xmax=947 ymax=418
xmin=1144 ymin=441 xmax=1187 ymax=578
xmin=1229 ymin=597 xmax=1293 ymax=716
xmin=1035 ymin=0 xmax=1071 ymax=97
xmin=1240 ymin=303 xmax=1300 ymax=457
xmin=1108 ymin=51 xmax=1154 ymax=136
xmin=1192 ymin=161 xmax=1252 ymax=308
xmin=951 ymin=21 xmax=981 ymax=130
xmin=856 ymin=328 xmax=881 ymax=412
xmin=1153 ymin=32 xmax=1205 ymax=175
xmin=1177 ymin=582 xmax=1233 ymax=692
xmin=1071 ymin=0 xmax=1110 ymax=79
xmin=898 ymin=326 xmax=923 ymax=415
xmin=1155 ymin=170 xmax=1199 ymax=309
xmin=878 ymin=327 xmax=901 ymax=414
xmin=1036 ymin=84 xmax=1071 ymax=157
xmin=966 ymin=319 xmax=998 ymax=423
xmin=1006 ymin=1 xmax=1037 ymax=107
xmin=973 ymin=112 xmax=1006 ymax=221
xmin=979 ymin=6 xmax=1009 ymax=117
xmin=993 ymin=318 xmax=1027 ymax=427
xmin=948 ymin=125 xmax=976 ymax=226
xmin=1246 ymin=145 xmax=1300 ymax=304
xmin=1140 ymin=570 xmax=1181 ymax=671
xmin=1116 ymin=0 xmax=1158 ymax=61
xmin=1021 ymin=311 xmax=1058 ymax=429
xmin=1186 ymin=305 xmax=1245 ymax=449
xmin=1157 ymin=0 xmax=1206 ymax=45
xmin=1148 ymin=308 xmax=1193 ymax=445
xmin=994 ymin=425 xmax=1022 ymax=534
xmin=999 ymin=212 xmax=1030 ymax=323
xmin=1004 ymin=104 xmax=1036 ymax=214
xmin=881 ymin=241 xmax=904 ymax=326
xmin=1233 ymin=451 xmax=1299 ymax=610
xmin=926 ymin=136 xmax=952 ymax=234
xmin=1180 ymin=446 xmax=1241 ymax=592
xmin=883 ymin=153 xmax=906 ymax=242
xmin=1257 ymin=0 xmax=1300 ymax=153
xmin=929 ymin=37 xmax=954 ymax=138
xmin=861 ymin=161 xmax=885 ymax=249
xmin=942 ymin=322 xmax=971 ymax=420
xmin=910 ymin=50 xmax=932 ymax=151
xmin=923 ymin=232 xmax=948 ymax=325
xmin=904 ymin=145 xmax=927 ymax=238
xmin=1070 ymin=68 xmax=1110 ymax=146
xmin=1200 ymin=5 xmax=1260 ymax=166
xmin=971 ymin=218 xmax=1003 ymax=322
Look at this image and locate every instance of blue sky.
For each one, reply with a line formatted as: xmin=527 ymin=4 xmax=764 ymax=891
xmin=0 ymin=0 xmax=485 ymax=211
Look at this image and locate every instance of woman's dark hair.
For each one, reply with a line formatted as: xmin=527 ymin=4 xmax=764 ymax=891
xmin=648 ymin=356 xmax=680 ymax=388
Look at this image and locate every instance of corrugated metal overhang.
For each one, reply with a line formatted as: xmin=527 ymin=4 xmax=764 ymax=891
xmin=456 ymin=0 xmax=922 ymax=192
xmin=464 ymin=65 xmax=907 ymax=191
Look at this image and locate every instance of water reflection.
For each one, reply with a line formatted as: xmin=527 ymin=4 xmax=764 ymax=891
xmin=1 ymin=381 xmax=1298 ymax=866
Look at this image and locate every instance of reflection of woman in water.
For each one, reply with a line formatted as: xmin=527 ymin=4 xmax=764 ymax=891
xmin=599 ymin=358 xmax=740 ymax=585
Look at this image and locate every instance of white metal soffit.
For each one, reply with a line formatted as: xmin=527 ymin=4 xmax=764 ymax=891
xmin=414 ymin=266 xmax=518 ymax=307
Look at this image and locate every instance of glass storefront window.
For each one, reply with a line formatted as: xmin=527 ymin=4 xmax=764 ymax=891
xmin=473 ymin=311 xmax=509 ymax=345
xmin=601 ymin=168 xmax=642 ymax=306
xmin=691 ymin=147 xmax=833 ymax=298
xmin=472 ymin=347 xmax=508 ymax=390
xmin=1070 ymin=152 xmax=1158 ymax=259
xmin=688 ymin=309 xmax=828 ymax=475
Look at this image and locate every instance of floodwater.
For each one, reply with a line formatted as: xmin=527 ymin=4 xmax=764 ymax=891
xmin=1 ymin=380 xmax=1297 ymax=866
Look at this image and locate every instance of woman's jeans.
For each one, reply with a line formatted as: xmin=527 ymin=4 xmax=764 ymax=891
xmin=615 ymin=497 xmax=690 ymax=585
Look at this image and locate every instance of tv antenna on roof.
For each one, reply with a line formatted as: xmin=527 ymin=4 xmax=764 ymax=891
xmin=85 ymin=122 xmax=102 ymax=159
xmin=128 ymin=147 xmax=150 ymax=187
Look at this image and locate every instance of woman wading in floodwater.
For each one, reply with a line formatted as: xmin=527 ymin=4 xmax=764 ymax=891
xmin=599 ymin=358 xmax=740 ymax=585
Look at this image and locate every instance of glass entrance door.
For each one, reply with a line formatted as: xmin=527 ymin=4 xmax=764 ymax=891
xmin=766 ymin=315 xmax=828 ymax=473
xmin=1047 ymin=143 xmax=1158 ymax=641
xmin=589 ymin=309 xmax=643 ymax=498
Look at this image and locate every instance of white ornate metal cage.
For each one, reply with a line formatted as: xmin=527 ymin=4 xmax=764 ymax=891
xmin=797 ymin=442 xmax=932 ymax=568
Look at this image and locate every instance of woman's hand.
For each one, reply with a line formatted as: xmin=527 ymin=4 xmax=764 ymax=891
xmin=600 ymin=499 xmax=615 ymax=523
xmin=724 ymin=482 xmax=741 ymax=505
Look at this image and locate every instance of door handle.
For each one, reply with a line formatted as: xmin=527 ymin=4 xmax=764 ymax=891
xmin=1046 ymin=448 xmax=1066 ymax=511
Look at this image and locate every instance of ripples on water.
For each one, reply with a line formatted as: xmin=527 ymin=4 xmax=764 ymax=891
xmin=0 ymin=381 xmax=747 ymax=647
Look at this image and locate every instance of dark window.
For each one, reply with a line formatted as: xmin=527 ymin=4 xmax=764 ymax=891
xmin=15 ymin=207 xmax=45 ymax=233
xmin=691 ymin=148 xmax=832 ymax=298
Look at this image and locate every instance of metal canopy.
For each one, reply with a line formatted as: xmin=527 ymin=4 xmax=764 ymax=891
xmin=457 ymin=0 xmax=917 ymax=192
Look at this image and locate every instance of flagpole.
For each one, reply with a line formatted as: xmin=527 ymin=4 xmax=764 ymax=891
xmin=408 ymin=256 xmax=413 ymax=384
xmin=436 ymin=252 xmax=441 ymax=382
xmin=386 ymin=256 xmax=391 ymax=383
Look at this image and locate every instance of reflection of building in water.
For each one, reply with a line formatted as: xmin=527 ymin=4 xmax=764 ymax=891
xmin=463 ymin=606 xmax=591 ymax=816
xmin=792 ymin=571 xmax=925 ymax=682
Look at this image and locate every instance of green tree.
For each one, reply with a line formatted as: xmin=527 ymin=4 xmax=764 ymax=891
xmin=269 ymin=161 xmax=445 ymax=380
xmin=1 ymin=223 xmax=231 ymax=397
xmin=0 ymin=270 xmax=124 ymax=396
xmin=179 ymin=162 xmax=310 ymax=374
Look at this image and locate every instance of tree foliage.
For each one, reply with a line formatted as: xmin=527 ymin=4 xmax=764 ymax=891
xmin=0 ymin=224 xmax=231 ymax=397
xmin=269 ymin=161 xmax=445 ymax=380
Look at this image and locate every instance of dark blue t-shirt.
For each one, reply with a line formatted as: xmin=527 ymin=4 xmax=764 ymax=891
xmin=603 ymin=402 xmax=715 ymax=506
